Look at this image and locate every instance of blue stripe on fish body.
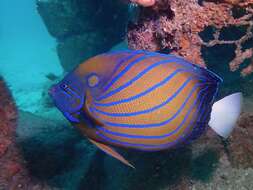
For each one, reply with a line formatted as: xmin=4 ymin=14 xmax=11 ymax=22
xmin=91 ymin=76 xmax=199 ymax=117
xmin=95 ymin=85 xmax=208 ymax=140
xmin=98 ymin=51 xmax=208 ymax=101
xmin=101 ymin=51 xmax=145 ymax=91
xmin=186 ymin=84 xmax=218 ymax=142
xmin=100 ymin=53 xmax=166 ymax=97
xmin=95 ymin=86 xmax=209 ymax=150
xmin=82 ymin=50 xmax=222 ymax=151
xmin=96 ymin=58 xmax=176 ymax=101
xmin=94 ymin=61 xmax=210 ymax=107
xmin=105 ymin=50 xmax=222 ymax=84
xmin=89 ymin=81 xmax=206 ymax=128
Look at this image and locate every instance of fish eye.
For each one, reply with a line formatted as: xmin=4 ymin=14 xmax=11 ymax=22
xmin=60 ymin=83 xmax=69 ymax=91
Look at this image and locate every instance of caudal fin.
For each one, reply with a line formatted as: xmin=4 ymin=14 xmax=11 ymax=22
xmin=208 ymin=92 xmax=243 ymax=138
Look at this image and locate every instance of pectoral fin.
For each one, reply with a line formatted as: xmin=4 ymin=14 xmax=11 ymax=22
xmin=84 ymin=91 xmax=104 ymax=126
xmin=88 ymin=138 xmax=135 ymax=169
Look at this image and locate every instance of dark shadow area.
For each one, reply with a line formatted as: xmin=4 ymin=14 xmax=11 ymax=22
xmin=199 ymin=26 xmax=216 ymax=43
xmin=231 ymin=6 xmax=247 ymax=19
xmin=219 ymin=25 xmax=247 ymax=41
xmin=78 ymin=151 xmax=106 ymax=190
xmin=190 ymin=149 xmax=219 ymax=182
xmin=16 ymin=110 xmax=221 ymax=190
xmin=19 ymin=135 xmax=79 ymax=180
xmin=84 ymin=146 xmax=220 ymax=190
xmin=16 ymin=111 xmax=88 ymax=189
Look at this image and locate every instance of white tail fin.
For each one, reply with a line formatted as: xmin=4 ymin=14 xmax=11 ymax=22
xmin=208 ymin=92 xmax=243 ymax=138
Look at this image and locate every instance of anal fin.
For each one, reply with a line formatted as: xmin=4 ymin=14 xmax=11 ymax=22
xmin=88 ymin=138 xmax=135 ymax=169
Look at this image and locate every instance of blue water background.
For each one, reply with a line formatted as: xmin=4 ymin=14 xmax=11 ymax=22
xmin=0 ymin=0 xmax=63 ymax=113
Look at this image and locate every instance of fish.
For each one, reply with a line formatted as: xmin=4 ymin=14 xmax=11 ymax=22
xmin=49 ymin=50 xmax=243 ymax=168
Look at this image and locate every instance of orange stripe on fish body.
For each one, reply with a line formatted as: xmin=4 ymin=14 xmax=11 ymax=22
xmin=50 ymin=50 xmax=223 ymax=167
xmin=81 ymin=50 xmax=221 ymax=151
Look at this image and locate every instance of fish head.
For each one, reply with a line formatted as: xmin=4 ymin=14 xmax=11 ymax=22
xmin=49 ymin=71 xmax=86 ymax=123
xmin=49 ymin=51 xmax=133 ymax=122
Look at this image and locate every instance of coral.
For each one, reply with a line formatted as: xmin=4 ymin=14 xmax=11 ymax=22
xmin=0 ymin=76 xmax=98 ymax=189
xmin=0 ymin=76 xmax=19 ymax=188
xmin=0 ymin=77 xmax=52 ymax=189
xmin=130 ymin=0 xmax=156 ymax=7
xmin=127 ymin=0 xmax=253 ymax=76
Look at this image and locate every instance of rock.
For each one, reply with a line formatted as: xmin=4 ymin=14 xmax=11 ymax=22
xmin=37 ymin=0 xmax=87 ymax=39
xmin=17 ymin=111 xmax=97 ymax=189
xmin=56 ymin=32 xmax=107 ymax=71
xmin=192 ymin=164 xmax=253 ymax=190
xmin=37 ymin=0 xmax=129 ymax=71
xmin=0 ymin=76 xmax=98 ymax=189
xmin=0 ymin=139 xmax=11 ymax=158
xmin=227 ymin=113 xmax=253 ymax=169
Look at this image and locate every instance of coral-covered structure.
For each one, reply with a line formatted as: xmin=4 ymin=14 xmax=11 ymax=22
xmin=130 ymin=0 xmax=156 ymax=7
xmin=0 ymin=77 xmax=53 ymax=189
xmin=0 ymin=77 xmax=19 ymax=189
xmin=127 ymin=0 xmax=253 ymax=76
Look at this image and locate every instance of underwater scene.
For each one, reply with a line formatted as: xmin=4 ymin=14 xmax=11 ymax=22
xmin=1 ymin=0 xmax=253 ymax=189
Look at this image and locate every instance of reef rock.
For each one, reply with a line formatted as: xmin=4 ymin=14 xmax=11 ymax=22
xmin=227 ymin=113 xmax=253 ymax=169
xmin=17 ymin=111 xmax=97 ymax=189
xmin=0 ymin=76 xmax=98 ymax=189
xmin=127 ymin=0 xmax=253 ymax=99
xmin=0 ymin=77 xmax=54 ymax=189
xmin=37 ymin=0 xmax=129 ymax=71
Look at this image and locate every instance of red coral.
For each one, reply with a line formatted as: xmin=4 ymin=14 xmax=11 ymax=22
xmin=0 ymin=77 xmax=53 ymax=189
xmin=127 ymin=0 xmax=253 ymax=76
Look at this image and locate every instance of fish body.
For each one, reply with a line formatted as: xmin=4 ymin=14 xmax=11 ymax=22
xmin=49 ymin=50 xmax=242 ymax=167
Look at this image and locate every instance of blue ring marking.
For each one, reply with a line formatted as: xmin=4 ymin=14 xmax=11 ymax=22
xmin=94 ymin=56 xmax=209 ymax=105
xmin=90 ymin=82 xmax=206 ymax=128
xmin=96 ymin=58 xmax=176 ymax=101
xmin=105 ymin=49 xmax=222 ymax=83
xmin=186 ymin=88 xmax=211 ymax=141
xmin=101 ymin=51 xmax=145 ymax=92
xmin=201 ymin=88 xmax=216 ymax=123
xmin=101 ymin=53 xmax=152 ymax=93
xmin=96 ymin=86 xmax=208 ymax=139
xmin=86 ymin=73 xmax=100 ymax=88
xmin=63 ymin=111 xmax=80 ymax=123
xmin=98 ymin=54 xmax=176 ymax=101
xmin=92 ymin=76 xmax=195 ymax=117
xmin=94 ymin=68 xmax=195 ymax=107
xmin=95 ymin=57 xmax=217 ymax=104
xmin=204 ymin=68 xmax=223 ymax=83
xmin=67 ymin=86 xmax=82 ymax=99
xmin=67 ymin=85 xmax=85 ymax=112
xmin=95 ymin=87 xmax=209 ymax=149
xmin=61 ymin=90 xmax=72 ymax=98
xmin=106 ymin=49 xmax=146 ymax=55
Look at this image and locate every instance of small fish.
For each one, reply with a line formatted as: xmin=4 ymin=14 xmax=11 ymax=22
xmin=49 ymin=50 xmax=243 ymax=168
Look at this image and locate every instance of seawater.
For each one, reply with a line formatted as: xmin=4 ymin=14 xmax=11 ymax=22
xmin=0 ymin=0 xmax=62 ymax=114
xmin=0 ymin=0 xmax=253 ymax=190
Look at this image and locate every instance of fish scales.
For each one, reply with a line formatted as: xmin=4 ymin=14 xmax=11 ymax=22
xmin=49 ymin=49 xmax=243 ymax=168
xmin=82 ymin=51 xmax=219 ymax=151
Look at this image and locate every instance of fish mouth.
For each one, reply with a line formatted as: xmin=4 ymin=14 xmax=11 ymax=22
xmin=48 ymin=85 xmax=56 ymax=97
